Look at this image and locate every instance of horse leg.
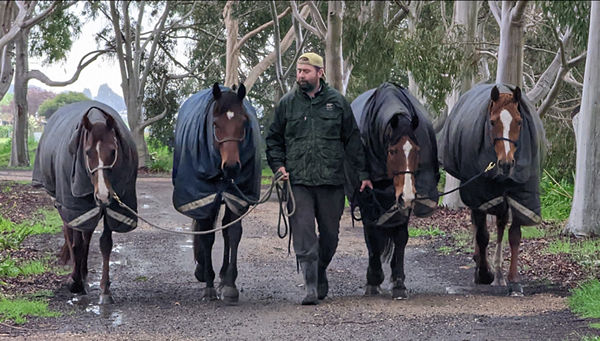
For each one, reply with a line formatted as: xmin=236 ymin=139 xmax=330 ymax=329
xmin=67 ymin=229 xmax=87 ymax=294
xmin=472 ymin=209 xmax=494 ymax=284
xmin=192 ymin=219 xmax=217 ymax=300
xmin=219 ymin=208 xmax=241 ymax=305
xmin=491 ymin=212 xmax=508 ymax=286
xmin=390 ymin=224 xmax=409 ymax=299
xmin=364 ymin=226 xmax=385 ymax=296
xmin=219 ymin=224 xmax=230 ymax=291
xmin=507 ymin=219 xmax=523 ymax=296
xmin=98 ymin=221 xmax=114 ymax=305
xmin=81 ymin=230 xmax=93 ymax=291
xmin=59 ymin=223 xmax=74 ymax=265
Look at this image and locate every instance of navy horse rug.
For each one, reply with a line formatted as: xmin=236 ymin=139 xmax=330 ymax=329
xmin=172 ymin=85 xmax=261 ymax=221
xmin=440 ymin=83 xmax=546 ymax=225
xmin=346 ymin=82 xmax=439 ymax=227
xmin=32 ymin=101 xmax=138 ymax=232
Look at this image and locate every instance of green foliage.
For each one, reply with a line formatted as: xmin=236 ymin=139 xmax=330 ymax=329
xmin=147 ymin=142 xmax=173 ymax=173
xmin=436 ymin=246 xmax=453 ymax=255
xmin=0 ymin=258 xmax=46 ymax=278
xmin=409 ymin=226 xmax=445 ymax=238
xmin=37 ymin=92 xmax=90 ymax=119
xmin=0 ymin=137 xmax=38 ymax=169
xmin=546 ymin=238 xmax=600 ymax=274
xmin=144 ymin=65 xmax=179 ymax=151
xmin=542 ymin=117 xmax=576 ymax=183
xmin=540 ymin=170 xmax=574 ymax=222
xmin=0 ymin=296 xmax=60 ymax=324
xmin=0 ymin=93 xmax=13 ymax=106
xmin=540 ymin=1 xmax=590 ymax=51
xmin=569 ymin=279 xmax=600 ymax=326
xmin=27 ymin=209 xmax=63 ymax=235
xmin=29 ymin=3 xmax=81 ymax=63
xmin=0 ymin=127 xmax=10 ymax=139
xmin=0 ymin=216 xmax=32 ymax=250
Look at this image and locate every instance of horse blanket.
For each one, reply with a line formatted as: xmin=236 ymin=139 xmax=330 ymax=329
xmin=172 ymin=86 xmax=261 ymax=221
xmin=32 ymin=101 xmax=138 ymax=232
xmin=345 ymin=82 xmax=440 ymax=227
xmin=439 ymin=83 xmax=546 ymax=225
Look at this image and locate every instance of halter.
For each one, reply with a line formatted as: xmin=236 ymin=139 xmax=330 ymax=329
xmin=85 ymin=136 xmax=119 ymax=174
xmin=493 ymin=137 xmax=519 ymax=148
xmin=391 ymin=170 xmax=416 ymax=176
xmin=213 ymin=127 xmax=246 ymax=144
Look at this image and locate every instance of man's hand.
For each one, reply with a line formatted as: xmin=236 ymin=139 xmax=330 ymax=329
xmin=276 ymin=166 xmax=289 ymax=181
xmin=359 ymin=179 xmax=373 ymax=192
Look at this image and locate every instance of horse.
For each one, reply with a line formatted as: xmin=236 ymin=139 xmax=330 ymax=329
xmin=32 ymin=101 xmax=138 ymax=304
xmin=172 ymin=83 xmax=260 ymax=304
xmin=440 ymin=83 xmax=545 ymax=295
xmin=346 ymin=82 xmax=439 ymax=299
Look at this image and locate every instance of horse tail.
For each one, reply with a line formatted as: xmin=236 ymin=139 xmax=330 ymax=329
xmin=381 ymin=232 xmax=395 ymax=263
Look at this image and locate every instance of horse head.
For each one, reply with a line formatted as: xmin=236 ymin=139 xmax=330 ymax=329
xmin=384 ymin=113 xmax=420 ymax=208
xmin=489 ymin=85 xmax=522 ymax=176
xmin=81 ymin=110 xmax=119 ymax=205
xmin=212 ymin=82 xmax=248 ymax=179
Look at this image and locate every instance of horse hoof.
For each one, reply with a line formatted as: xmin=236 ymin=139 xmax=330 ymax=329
xmin=67 ymin=277 xmax=87 ymax=294
xmin=202 ymin=287 xmax=218 ymax=301
xmin=364 ymin=285 xmax=381 ymax=296
xmin=508 ymin=282 xmax=523 ymax=296
xmin=474 ymin=268 xmax=494 ymax=285
xmin=392 ymin=285 xmax=408 ymax=300
xmin=317 ymin=282 xmax=328 ymax=300
xmin=220 ymin=286 xmax=239 ymax=305
xmin=301 ymin=293 xmax=318 ymax=305
xmin=99 ymin=294 xmax=114 ymax=305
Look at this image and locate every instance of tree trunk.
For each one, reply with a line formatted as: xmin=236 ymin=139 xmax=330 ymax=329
xmin=441 ymin=1 xmax=478 ymax=209
xmin=407 ymin=2 xmax=425 ymax=103
xmin=325 ymin=0 xmax=344 ymax=93
xmin=495 ymin=1 xmax=525 ymax=86
xmin=224 ymin=1 xmax=240 ymax=87
xmin=565 ymin=2 xmax=600 ymax=236
xmin=9 ymin=29 xmax=29 ymax=167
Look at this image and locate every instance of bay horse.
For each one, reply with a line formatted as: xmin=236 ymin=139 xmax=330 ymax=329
xmin=440 ymin=83 xmax=545 ymax=295
xmin=346 ymin=83 xmax=439 ymax=299
xmin=172 ymin=83 xmax=261 ymax=305
xmin=32 ymin=101 xmax=138 ymax=304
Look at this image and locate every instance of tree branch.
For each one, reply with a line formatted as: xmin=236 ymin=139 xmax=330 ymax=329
xmin=140 ymin=78 xmax=169 ymax=130
xmin=139 ymin=2 xmax=171 ymax=101
xmin=307 ymin=1 xmax=327 ymax=37
xmin=270 ymin=1 xmax=286 ymax=94
xmin=388 ymin=4 xmax=410 ymax=28
xmin=510 ymin=0 xmax=527 ymax=23
xmin=27 ymin=49 xmax=108 ymax=86
xmin=567 ymin=51 xmax=586 ymax=68
xmin=290 ymin=0 xmax=323 ymax=40
xmin=234 ymin=6 xmax=292 ymax=52
xmin=538 ymin=66 xmax=568 ymax=118
xmin=488 ymin=0 xmax=501 ymax=25
xmin=109 ymin=2 xmax=130 ymax=92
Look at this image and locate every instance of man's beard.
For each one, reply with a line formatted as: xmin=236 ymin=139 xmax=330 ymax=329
xmin=297 ymin=80 xmax=316 ymax=92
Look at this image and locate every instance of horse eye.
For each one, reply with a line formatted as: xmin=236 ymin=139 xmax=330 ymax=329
xmin=490 ymin=120 xmax=495 ymax=126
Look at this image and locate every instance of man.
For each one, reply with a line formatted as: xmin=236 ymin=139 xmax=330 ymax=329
xmin=266 ymin=52 xmax=372 ymax=305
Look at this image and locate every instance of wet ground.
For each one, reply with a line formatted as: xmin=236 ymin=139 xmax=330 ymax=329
xmin=1 ymin=171 xmax=599 ymax=340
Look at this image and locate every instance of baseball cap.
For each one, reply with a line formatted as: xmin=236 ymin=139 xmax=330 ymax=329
xmin=297 ymin=52 xmax=324 ymax=68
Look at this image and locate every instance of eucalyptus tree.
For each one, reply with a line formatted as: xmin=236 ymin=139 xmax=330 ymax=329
xmin=9 ymin=1 xmax=107 ymax=167
xmin=566 ymin=2 xmax=600 ymax=236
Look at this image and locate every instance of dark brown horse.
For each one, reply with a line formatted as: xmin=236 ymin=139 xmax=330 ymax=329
xmin=172 ymin=83 xmax=261 ymax=305
xmin=347 ymin=83 xmax=440 ymax=300
xmin=441 ymin=84 xmax=545 ymax=296
xmin=33 ymin=102 xmax=138 ymax=304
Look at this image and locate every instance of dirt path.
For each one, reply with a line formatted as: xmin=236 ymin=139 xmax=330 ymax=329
xmin=2 ymin=173 xmax=598 ymax=340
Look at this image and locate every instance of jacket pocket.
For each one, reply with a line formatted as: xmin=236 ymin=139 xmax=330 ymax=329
xmin=316 ymin=108 xmax=342 ymax=139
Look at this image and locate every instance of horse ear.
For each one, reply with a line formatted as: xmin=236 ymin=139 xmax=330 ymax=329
xmin=237 ymin=83 xmax=246 ymax=101
xmin=411 ymin=113 xmax=419 ymax=131
xmin=82 ymin=113 xmax=93 ymax=131
xmin=389 ymin=114 xmax=399 ymax=129
xmin=512 ymin=86 xmax=521 ymax=103
xmin=491 ymin=86 xmax=500 ymax=102
xmin=212 ymin=82 xmax=222 ymax=100
xmin=106 ymin=114 xmax=115 ymax=130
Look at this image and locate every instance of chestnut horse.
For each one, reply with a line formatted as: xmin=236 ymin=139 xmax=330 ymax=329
xmin=441 ymin=84 xmax=545 ymax=295
xmin=33 ymin=102 xmax=138 ymax=304
xmin=172 ymin=83 xmax=261 ymax=305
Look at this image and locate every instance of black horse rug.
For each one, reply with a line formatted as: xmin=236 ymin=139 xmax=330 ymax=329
xmin=172 ymin=85 xmax=261 ymax=221
xmin=439 ymin=83 xmax=546 ymax=225
xmin=32 ymin=101 xmax=138 ymax=232
xmin=345 ymin=82 xmax=440 ymax=227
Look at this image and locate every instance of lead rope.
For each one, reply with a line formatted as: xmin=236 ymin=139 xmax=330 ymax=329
xmin=112 ymin=172 xmax=295 ymax=236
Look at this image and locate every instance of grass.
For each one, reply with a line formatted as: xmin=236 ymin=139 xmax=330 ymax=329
xmin=569 ymin=279 xmax=600 ymax=329
xmin=545 ymin=238 xmax=600 ymax=271
xmin=0 ymin=209 xmax=62 ymax=249
xmin=0 ymin=258 xmax=46 ymax=278
xmin=0 ymin=294 xmax=61 ymax=324
xmin=148 ymin=143 xmax=173 ymax=172
xmin=409 ymin=225 xmax=445 ymax=238
xmin=436 ymin=245 xmax=453 ymax=255
xmin=0 ymin=138 xmax=38 ymax=169
xmin=262 ymin=167 xmax=274 ymax=185
xmin=540 ymin=170 xmax=574 ymax=221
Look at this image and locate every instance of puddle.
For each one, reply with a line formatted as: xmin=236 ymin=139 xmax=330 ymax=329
xmin=68 ymin=296 xmax=124 ymax=326
xmin=112 ymin=245 xmax=123 ymax=253
xmin=109 ymin=260 xmax=122 ymax=266
xmin=446 ymin=285 xmax=509 ymax=296
xmin=142 ymin=204 xmax=150 ymax=209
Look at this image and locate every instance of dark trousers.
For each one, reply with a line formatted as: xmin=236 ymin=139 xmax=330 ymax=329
xmin=288 ymin=185 xmax=345 ymax=268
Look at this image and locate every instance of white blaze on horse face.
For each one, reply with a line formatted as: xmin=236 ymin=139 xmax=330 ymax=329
xmin=226 ymin=111 xmax=234 ymax=120
xmin=96 ymin=142 xmax=109 ymax=203
xmin=500 ymin=109 xmax=512 ymax=157
xmin=402 ymin=140 xmax=415 ymax=202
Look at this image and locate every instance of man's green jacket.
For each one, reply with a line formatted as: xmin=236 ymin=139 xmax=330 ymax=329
xmin=266 ymin=80 xmax=369 ymax=186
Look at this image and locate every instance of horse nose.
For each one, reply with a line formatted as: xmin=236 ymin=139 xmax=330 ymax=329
xmin=223 ymin=162 xmax=241 ymax=179
xmin=95 ymin=192 xmax=110 ymax=205
xmin=498 ymin=160 xmax=512 ymax=175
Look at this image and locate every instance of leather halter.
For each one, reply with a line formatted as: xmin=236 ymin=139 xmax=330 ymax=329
xmin=493 ymin=137 xmax=519 ymax=148
xmin=213 ymin=127 xmax=246 ymax=144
